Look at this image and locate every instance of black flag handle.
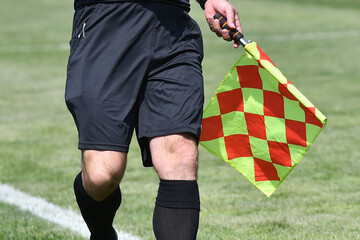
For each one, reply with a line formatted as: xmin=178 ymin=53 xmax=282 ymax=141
xmin=213 ymin=13 xmax=248 ymax=46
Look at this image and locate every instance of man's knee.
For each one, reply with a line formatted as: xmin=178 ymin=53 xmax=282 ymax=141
xmin=150 ymin=133 xmax=199 ymax=180
xmin=83 ymin=167 xmax=118 ymax=191
xmin=82 ymin=150 xmax=127 ymax=201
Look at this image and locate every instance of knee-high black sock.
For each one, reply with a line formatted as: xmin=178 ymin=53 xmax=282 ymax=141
xmin=153 ymin=180 xmax=200 ymax=240
xmin=73 ymin=172 xmax=120 ymax=240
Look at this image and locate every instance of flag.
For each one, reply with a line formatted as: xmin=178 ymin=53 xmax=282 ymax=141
xmin=200 ymin=42 xmax=327 ymax=197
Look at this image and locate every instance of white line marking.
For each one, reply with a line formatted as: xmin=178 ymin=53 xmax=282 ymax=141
xmin=0 ymin=182 xmax=141 ymax=240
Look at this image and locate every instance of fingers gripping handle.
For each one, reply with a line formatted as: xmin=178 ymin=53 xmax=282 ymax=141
xmin=213 ymin=13 xmax=248 ymax=46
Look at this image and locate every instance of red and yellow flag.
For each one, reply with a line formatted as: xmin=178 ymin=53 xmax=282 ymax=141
xmin=200 ymin=42 xmax=327 ymax=197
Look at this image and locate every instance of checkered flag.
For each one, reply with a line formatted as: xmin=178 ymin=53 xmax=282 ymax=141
xmin=200 ymin=41 xmax=327 ymax=197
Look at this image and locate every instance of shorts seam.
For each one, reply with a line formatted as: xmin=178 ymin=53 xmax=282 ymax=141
xmin=141 ymin=127 xmax=200 ymax=137
xmin=79 ymin=142 xmax=128 ymax=149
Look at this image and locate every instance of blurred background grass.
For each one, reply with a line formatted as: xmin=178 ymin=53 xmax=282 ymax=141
xmin=0 ymin=0 xmax=359 ymax=239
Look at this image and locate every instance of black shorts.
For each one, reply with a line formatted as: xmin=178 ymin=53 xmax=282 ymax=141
xmin=65 ymin=2 xmax=204 ymax=166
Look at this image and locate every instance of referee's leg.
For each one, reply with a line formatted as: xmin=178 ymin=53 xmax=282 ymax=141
xmin=74 ymin=150 xmax=126 ymax=240
xmin=151 ymin=133 xmax=200 ymax=240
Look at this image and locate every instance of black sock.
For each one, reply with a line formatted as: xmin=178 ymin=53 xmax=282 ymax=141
xmin=153 ymin=180 xmax=200 ymax=240
xmin=73 ymin=172 xmax=120 ymax=240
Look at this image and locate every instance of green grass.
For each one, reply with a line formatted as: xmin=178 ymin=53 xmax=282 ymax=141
xmin=0 ymin=202 xmax=80 ymax=240
xmin=0 ymin=0 xmax=359 ymax=239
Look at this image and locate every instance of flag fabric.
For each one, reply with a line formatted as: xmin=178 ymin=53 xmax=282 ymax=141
xmin=199 ymin=42 xmax=327 ymax=197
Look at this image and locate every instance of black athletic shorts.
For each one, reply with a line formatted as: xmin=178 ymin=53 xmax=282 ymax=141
xmin=65 ymin=1 xmax=204 ymax=166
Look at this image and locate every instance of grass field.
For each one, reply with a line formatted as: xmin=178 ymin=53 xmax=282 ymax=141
xmin=0 ymin=0 xmax=359 ymax=239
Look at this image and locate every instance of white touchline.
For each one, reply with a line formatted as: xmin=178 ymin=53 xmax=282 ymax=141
xmin=0 ymin=182 xmax=141 ymax=240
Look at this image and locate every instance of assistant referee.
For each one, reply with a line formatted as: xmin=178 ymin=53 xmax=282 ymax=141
xmin=65 ymin=0 xmax=241 ymax=239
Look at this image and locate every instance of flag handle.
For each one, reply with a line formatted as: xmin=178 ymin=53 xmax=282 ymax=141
xmin=213 ymin=13 xmax=248 ymax=47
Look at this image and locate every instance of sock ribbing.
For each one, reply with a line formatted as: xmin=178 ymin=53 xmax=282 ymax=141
xmin=153 ymin=180 xmax=200 ymax=240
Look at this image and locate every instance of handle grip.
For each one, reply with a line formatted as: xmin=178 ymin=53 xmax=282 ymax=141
xmin=213 ymin=13 xmax=246 ymax=45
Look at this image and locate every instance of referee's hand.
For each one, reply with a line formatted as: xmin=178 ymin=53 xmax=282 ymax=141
xmin=204 ymin=0 xmax=242 ymax=48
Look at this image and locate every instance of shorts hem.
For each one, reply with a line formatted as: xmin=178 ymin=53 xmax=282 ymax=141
xmin=140 ymin=127 xmax=201 ymax=143
xmin=78 ymin=142 xmax=129 ymax=152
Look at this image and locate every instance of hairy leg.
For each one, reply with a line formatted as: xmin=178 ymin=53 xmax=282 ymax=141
xmin=150 ymin=133 xmax=200 ymax=240
xmin=150 ymin=133 xmax=198 ymax=180
xmin=74 ymin=150 xmax=127 ymax=240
